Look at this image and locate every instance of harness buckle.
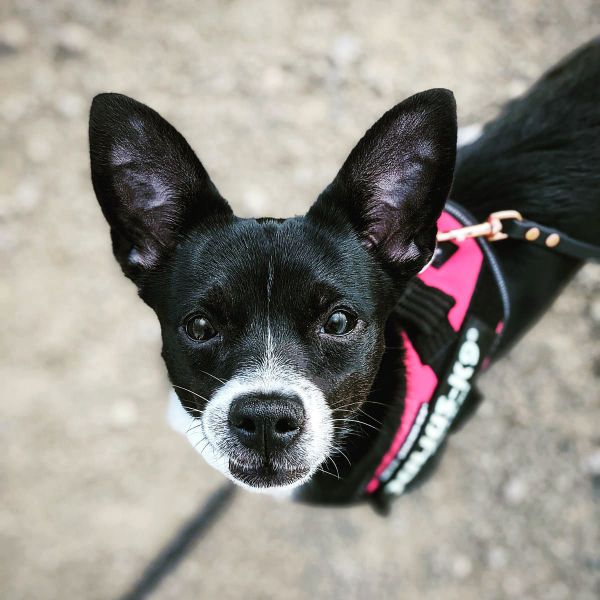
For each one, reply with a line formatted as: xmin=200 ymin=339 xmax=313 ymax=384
xmin=437 ymin=210 xmax=523 ymax=243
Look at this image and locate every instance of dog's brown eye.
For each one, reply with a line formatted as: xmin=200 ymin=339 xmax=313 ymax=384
xmin=185 ymin=315 xmax=217 ymax=342
xmin=322 ymin=311 xmax=355 ymax=336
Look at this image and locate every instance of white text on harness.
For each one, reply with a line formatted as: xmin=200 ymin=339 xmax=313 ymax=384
xmin=385 ymin=327 xmax=480 ymax=495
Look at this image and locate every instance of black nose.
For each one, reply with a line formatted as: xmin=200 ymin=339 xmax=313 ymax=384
xmin=228 ymin=394 xmax=305 ymax=454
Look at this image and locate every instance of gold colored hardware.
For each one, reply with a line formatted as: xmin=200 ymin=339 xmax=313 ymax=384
xmin=436 ymin=210 xmax=523 ymax=243
xmin=545 ymin=233 xmax=560 ymax=248
xmin=525 ymin=227 xmax=540 ymax=241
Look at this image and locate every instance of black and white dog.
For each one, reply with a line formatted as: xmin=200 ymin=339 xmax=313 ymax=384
xmin=89 ymin=39 xmax=599 ymax=506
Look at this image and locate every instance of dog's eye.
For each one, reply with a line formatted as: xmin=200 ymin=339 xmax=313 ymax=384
xmin=185 ymin=315 xmax=217 ymax=342
xmin=321 ymin=311 xmax=356 ymax=336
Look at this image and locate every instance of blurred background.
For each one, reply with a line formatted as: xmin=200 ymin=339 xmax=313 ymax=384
xmin=1 ymin=1 xmax=599 ymax=598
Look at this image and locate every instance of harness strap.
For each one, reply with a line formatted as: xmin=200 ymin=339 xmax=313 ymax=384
xmin=502 ymin=218 xmax=600 ymax=261
xmin=394 ymin=278 xmax=457 ymax=368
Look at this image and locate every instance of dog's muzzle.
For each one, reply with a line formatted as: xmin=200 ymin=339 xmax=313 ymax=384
xmin=226 ymin=392 xmax=310 ymax=486
xmin=172 ymin=369 xmax=334 ymax=492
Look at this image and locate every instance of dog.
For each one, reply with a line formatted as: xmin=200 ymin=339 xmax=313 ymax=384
xmin=89 ymin=38 xmax=599 ymax=509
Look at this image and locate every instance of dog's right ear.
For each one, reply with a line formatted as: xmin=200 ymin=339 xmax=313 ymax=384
xmin=89 ymin=93 xmax=232 ymax=285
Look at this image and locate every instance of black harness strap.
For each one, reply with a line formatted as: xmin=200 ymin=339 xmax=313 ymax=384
xmin=503 ymin=218 xmax=600 ymax=261
xmin=394 ymin=278 xmax=457 ymax=369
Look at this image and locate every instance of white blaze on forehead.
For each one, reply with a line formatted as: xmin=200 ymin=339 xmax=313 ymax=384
xmin=265 ymin=255 xmax=275 ymax=370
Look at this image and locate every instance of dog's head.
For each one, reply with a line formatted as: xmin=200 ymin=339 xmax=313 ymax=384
xmin=89 ymin=91 xmax=456 ymax=491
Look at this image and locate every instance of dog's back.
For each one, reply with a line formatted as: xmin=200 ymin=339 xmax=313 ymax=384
xmin=452 ymin=37 xmax=600 ymax=349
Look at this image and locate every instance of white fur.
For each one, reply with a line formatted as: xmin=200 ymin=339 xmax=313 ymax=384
xmin=200 ymin=356 xmax=333 ymax=492
xmin=169 ymin=362 xmax=333 ymax=494
xmin=169 ymin=258 xmax=334 ymax=493
xmin=457 ymin=123 xmax=483 ymax=148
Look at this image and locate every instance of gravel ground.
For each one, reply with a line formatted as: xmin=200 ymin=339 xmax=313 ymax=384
xmin=1 ymin=1 xmax=599 ymax=599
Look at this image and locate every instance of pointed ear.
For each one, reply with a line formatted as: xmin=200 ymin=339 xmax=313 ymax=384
xmin=309 ymin=89 xmax=456 ymax=277
xmin=89 ymin=93 xmax=232 ymax=284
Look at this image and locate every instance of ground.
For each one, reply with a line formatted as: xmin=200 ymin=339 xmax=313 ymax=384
xmin=1 ymin=1 xmax=599 ymax=599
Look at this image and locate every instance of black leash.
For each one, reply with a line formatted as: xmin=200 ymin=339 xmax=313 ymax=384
xmin=437 ymin=209 xmax=600 ymax=261
xmin=502 ymin=217 xmax=600 ymax=260
xmin=118 ymin=483 xmax=236 ymax=600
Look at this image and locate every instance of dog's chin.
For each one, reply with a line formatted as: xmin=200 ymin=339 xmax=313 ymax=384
xmin=227 ymin=459 xmax=312 ymax=492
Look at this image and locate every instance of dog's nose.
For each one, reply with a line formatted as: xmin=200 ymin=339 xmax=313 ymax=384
xmin=228 ymin=394 xmax=305 ymax=454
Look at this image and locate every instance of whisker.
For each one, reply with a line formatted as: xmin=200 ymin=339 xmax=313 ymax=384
xmin=360 ymin=399 xmax=391 ymax=408
xmin=324 ymin=455 xmax=341 ymax=480
xmin=337 ymin=407 xmax=383 ymax=426
xmin=173 ymin=384 xmax=210 ymax=403
xmin=186 ymin=421 xmax=205 ymax=434
xmin=331 ymin=418 xmax=380 ymax=432
xmin=197 ymin=369 xmax=227 ymax=385
xmin=316 ymin=466 xmax=339 ymax=480
xmin=330 ymin=398 xmax=390 ymax=412
xmin=335 ymin=430 xmax=367 ymax=441
xmin=194 ymin=437 xmax=211 ymax=454
xmin=331 ymin=446 xmax=352 ymax=467
xmin=334 ymin=399 xmax=390 ymax=410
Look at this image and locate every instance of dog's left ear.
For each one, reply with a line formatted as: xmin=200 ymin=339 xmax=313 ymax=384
xmin=309 ymin=89 xmax=457 ymax=276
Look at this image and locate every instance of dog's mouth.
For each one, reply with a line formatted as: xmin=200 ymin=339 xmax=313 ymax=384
xmin=228 ymin=457 xmax=311 ymax=489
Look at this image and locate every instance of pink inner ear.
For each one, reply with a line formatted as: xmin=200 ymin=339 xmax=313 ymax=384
xmin=362 ymin=192 xmax=435 ymax=267
xmin=363 ymin=219 xmax=424 ymax=265
xmin=383 ymin=238 xmax=423 ymax=263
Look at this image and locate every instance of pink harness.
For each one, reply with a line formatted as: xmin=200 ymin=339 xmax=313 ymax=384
xmin=364 ymin=202 xmax=508 ymax=501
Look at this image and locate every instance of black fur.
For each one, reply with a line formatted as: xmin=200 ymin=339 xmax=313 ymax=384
xmin=453 ymin=37 xmax=600 ymax=350
xmin=89 ymin=37 xmax=599 ymax=501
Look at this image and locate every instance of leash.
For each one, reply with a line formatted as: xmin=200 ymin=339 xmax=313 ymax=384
xmin=437 ymin=209 xmax=600 ymax=260
xmin=118 ymin=483 xmax=236 ymax=600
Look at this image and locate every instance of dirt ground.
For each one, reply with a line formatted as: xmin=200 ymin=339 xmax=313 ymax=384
xmin=1 ymin=1 xmax=599 ymax=599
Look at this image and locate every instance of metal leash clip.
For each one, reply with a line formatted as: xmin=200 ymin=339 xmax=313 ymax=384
xmin=436 ymin=210 xmax=523 ymax=243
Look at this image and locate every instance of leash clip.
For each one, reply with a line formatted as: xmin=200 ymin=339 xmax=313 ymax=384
xmin=437 ymin=210 xmax=523 ymax=243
